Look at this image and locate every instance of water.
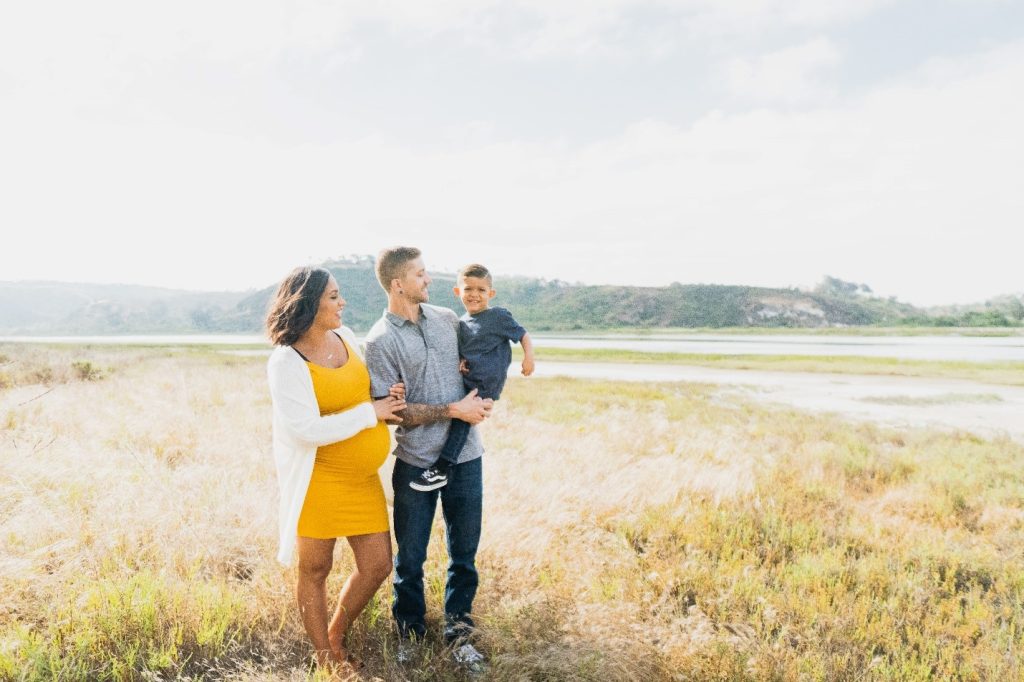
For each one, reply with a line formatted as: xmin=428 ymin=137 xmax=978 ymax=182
xmin=533 ymin=334 xmax=1024 ymax=362
xmin=2 ymin=333 xmax=1022 ymax=363
xmin=530 ymin=362 xmax=1024 ymax=442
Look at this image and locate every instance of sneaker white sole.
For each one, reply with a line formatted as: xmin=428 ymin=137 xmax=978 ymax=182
xmin=409 ymin=480 xmax=448 ymax=491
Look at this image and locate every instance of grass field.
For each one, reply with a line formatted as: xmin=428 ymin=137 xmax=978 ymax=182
xmin=9 ymin=339 xmax=1024 ymax=387
xmin=1 ymin=344 xmax=1023 ymax=680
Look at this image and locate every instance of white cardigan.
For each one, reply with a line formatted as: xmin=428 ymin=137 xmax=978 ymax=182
xmin=266 ymin=325 xmax=378 ymax=565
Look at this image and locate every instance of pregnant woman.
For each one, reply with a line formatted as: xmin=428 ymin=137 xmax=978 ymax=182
xmin=266 ymin=266 xmax=405 ymax=673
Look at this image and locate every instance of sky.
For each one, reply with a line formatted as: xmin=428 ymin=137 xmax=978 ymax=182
xmin=1 ymin=1 xmax=1022 ymax=306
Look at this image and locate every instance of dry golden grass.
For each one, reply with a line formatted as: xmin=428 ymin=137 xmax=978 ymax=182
xmin=1 ymin=344 xmax=1022 ymax=681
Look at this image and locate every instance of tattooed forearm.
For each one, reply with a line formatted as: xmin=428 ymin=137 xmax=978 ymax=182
xmin=397 ymin=402 xmax=449 ymax=427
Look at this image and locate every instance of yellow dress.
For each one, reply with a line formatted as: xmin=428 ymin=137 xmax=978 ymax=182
xmin=297 ymin=340 xmax=391 ymax=538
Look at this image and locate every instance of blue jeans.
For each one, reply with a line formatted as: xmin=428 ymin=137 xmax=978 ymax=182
xmin=392 ymin=456 xmax=483 ymax=642
xmin=438 ymin=378 xmax=498 ymax=466
xmin=437 ymin=419 xmax=471 ymax=466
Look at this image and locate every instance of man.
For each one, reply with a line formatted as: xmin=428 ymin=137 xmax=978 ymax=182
xmin=363 ymin=246 xmax=493 ymax=670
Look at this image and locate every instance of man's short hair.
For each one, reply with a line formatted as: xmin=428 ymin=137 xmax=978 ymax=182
xmin=458 ymin=263 xmax=492 ymax=285
xmin=376 ymin=246 xmax=422 ymax=292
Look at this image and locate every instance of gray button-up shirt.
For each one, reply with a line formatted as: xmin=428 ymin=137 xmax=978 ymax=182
xmin=364 ymin=303 xmax=483 ymax=468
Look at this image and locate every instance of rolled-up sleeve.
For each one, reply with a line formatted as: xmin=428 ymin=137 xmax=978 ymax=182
xmin=364 ymin=336 xmax=402 ymax=399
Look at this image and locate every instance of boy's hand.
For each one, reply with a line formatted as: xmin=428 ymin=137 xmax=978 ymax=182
xmin=459 ymin=358 xmax=469 ymax=375
xmin=519 ymin=332 xmax=535 ymax=377
xmin=521 ymin=356 xmax=535 ymax=376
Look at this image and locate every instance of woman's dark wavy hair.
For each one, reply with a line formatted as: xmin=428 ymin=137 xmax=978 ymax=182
xmin=265 ymin=266 xmax=331 ymax=346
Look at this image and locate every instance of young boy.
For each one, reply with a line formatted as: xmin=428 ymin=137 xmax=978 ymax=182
xmin=409 ymin=263 xmax=534 ymax=491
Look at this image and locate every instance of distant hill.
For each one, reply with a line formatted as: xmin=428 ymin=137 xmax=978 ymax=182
xmin=0 ymin=281 xmax=250 ymax=335
xmin=1 ymin=258 xmax=1020 ymax=335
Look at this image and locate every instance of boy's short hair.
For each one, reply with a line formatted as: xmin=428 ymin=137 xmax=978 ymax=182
xmin=458 ymin=263 xmax=492 ymax=285
xmin=376 ymin=246 xmax=422 ymax=292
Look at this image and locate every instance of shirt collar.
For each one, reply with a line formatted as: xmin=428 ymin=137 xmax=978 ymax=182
xmin=384 ymin=304 xmax=431 ymax=327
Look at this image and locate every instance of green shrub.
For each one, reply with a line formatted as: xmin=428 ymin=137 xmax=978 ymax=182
xmin=71 ymin=360 xmax=103 ymax=381
xmin=30 ymin=367 xmax=53 ymax=384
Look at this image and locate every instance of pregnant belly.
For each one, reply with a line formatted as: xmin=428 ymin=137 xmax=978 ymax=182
xmin=315 ymin=423 xmax=391 ymax=473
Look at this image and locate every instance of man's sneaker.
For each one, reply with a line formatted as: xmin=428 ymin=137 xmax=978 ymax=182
xmin=452 ymin=642 xmax=487 ymax=675
xmin=409 ymin=466 xmax=448 ymax=491
xmin=396 ymin=638 xmax=419 ymax=665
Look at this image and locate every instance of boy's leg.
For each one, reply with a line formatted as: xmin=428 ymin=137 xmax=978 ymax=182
xmin=436 ymin=419 xmax=472 ymax=468
xmin=439 ymin=457 xmax=483 ymax=643
xmin=408 ymin=381 xmax=481 ymax=491
xmin=391 ymin=459 xmax=439 ymax=640
xmin=437 ymin=377 xmax=484 ymax=469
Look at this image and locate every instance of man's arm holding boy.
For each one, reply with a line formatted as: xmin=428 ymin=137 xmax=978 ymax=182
xmin=365 ymin=331 xmax=492 ymax=427
xmin=398 ymin=393 xmax=492 ymax=427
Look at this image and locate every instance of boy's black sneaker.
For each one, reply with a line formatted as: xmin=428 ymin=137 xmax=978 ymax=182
xmin=409 ymin=466 xmax=448 ymax=491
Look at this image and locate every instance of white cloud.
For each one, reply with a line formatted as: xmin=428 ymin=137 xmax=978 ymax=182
xmin=394 ymin=0 xmax=898 ymax=58
xmin=0 ymin=0 xmax=895 ymax=74
xmin=1 ymin=3 xmax=1021 ymax=305
xmin=725 ymin=37 xmax=841 ymax=104
xmin=3 ymin=41 xmax=1022 ymax=304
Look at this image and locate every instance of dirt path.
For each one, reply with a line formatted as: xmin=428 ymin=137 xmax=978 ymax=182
xmin=531 ymin=362 xmax=1024 ymax=442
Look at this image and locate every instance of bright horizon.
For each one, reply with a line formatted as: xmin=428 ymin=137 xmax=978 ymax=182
xmin=0 ymin=257 xmax=1011 ymax=310
xmin=2 ymin=1 xmax=1022 ymax=307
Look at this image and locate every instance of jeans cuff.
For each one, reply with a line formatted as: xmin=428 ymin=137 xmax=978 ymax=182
xmin=397 ymin=622 xmax=427 ymax=641
xmin=444 ymin=617 xmax=476 ymax=644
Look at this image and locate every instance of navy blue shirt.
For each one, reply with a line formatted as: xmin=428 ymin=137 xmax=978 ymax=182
xmin=459 ymin=307 xmax=526 ymax=400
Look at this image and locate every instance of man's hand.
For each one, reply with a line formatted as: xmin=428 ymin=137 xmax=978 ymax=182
xmin=448 ymin=388 xmax=493 ymax=425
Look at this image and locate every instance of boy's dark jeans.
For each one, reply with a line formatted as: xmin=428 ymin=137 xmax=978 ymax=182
xmin=438 ymin=379 xmax=498 ymax=467
xmin=437 ymin=419 xmax=472 ymax=466
xmin=392 ymin=457 xmax=483 ymax=642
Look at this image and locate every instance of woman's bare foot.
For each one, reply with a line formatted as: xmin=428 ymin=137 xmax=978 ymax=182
xmin=327 ymin=623 xmax=346 ymax=655
xmin=328 ymin=631 xmax=360 ymax=671
xmin=314 ymin=648 xmax=339 ymax=666
xmin=328 ymin=617 xmax=362 ymax=670
xmin=316 ymin=650 xmax=359 ymax=680
xmin=328 ymin=642 xmax=364 ymax=672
